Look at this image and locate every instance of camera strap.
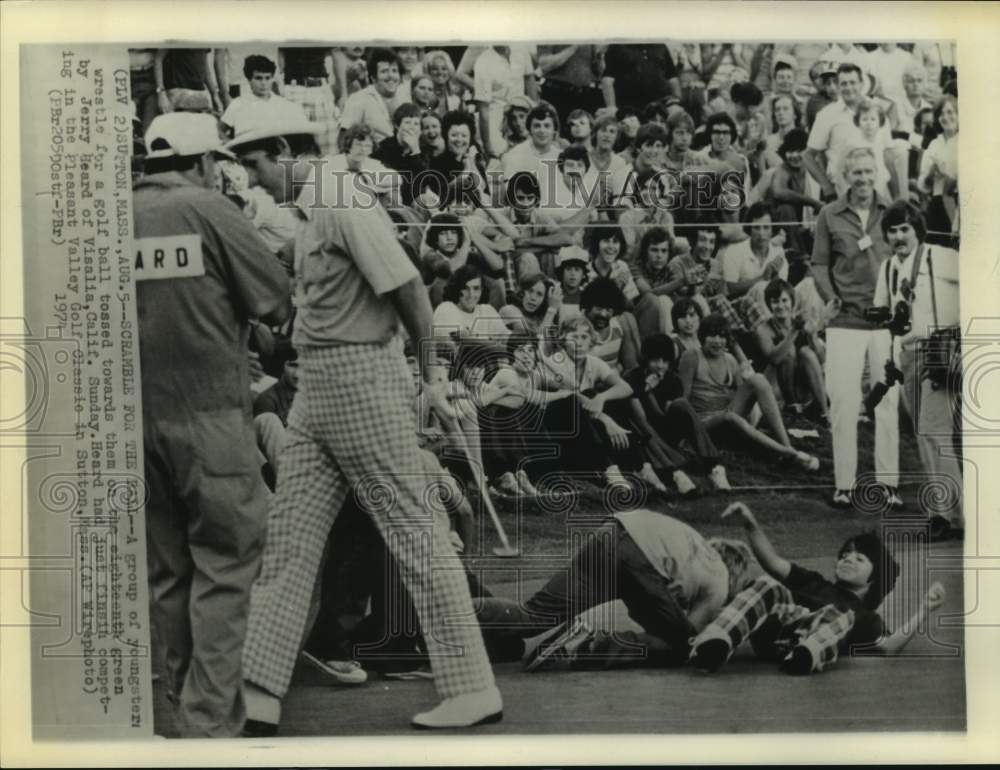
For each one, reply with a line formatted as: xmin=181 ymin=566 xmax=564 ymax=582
xmin=926 ymin=247 xmax=939 ymax=329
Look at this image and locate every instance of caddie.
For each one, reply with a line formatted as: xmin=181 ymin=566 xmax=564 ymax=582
xmin=134 ymin=112 xmax=290 ymax=737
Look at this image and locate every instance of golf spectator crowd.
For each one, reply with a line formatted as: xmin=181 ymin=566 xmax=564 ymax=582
xmin=131 ymin=41 xmax=961 ymax=738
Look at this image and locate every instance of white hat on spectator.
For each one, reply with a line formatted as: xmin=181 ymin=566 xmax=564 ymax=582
xmin=144 ymin=112 xmax=234 ymax=159
xmin=226 ymin=109 xmax=323 ymax=150
xmin=772 ymin=53 xmax=798 ymax=75
xmin=556 ymin=245 xmax=589 ymax=268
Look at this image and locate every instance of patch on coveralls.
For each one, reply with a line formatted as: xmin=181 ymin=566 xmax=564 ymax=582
xmin=134 ymin=234 xmax=205 ymax=281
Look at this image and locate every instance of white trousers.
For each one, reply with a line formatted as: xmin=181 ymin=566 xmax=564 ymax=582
xmin=826 ymin=327 xmax=899 ymax=490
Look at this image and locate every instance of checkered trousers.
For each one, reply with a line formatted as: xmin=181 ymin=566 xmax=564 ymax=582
xmin=282 ymin=83 xmax=341 ymax=157
xmin=692 ymin=575 xmax=856 ymax=673
xmin=242 ymin=341 xmax=495 ymax=699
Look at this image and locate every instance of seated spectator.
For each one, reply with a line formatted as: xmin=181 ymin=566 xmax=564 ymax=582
xmin=419 ymin=110 xmax=446 ymax=159
xmin=678 ymin=313 xmax=819 ymax=470
xmin=429 ymin=110 xmax=490 ymax=205
xmin=499 ymin=273 xmax=561 ymax=339
xmin=420 ymin=212 xmax=507 ymax=308
xmin=503 ymin=172 xmax=573 ymax=278
xmin=431 ymin=265 xmax=510 ymax=358
xmin=394 ymin=46 xmax=423 ymax=103
xmin=553 ymin=245 xmax=590 ymax=320
xmin=671 ymin=221 xmax=726 ymax=316
xmin=534 ymin=315 xmax=638 ymax=490
xmin=754 ymin=279 xmax=828 ymax=424
xmin=671 ymin=296 xmax=705 ymax=356
xmin=475 ymin=45 xmax=535 ymax=160
xmin=579 ymin=277 xmax=642 ymax=374
xmin=739 ymin=108 xmax=778 ymax=187
xmin=501 ymin=95 xmax=534 ymax=150
xmin=588 ymin=114 xmax=631 ymax=210
xmin=698 ymin=111 xmax=751 ymax=205
xmin=544 ymin=144 xmax=601 ymax=227
xmin=662 ymin=109 xmax=705 ymax=175
xmin=629 ymin=122 xmax=669 ymax=177
xmin=373 ymin=103 xmax=428 ymax=206
xmin=766 ymin=94 xmax=803 ymax=158
xmin=410 ymin=74 xmax=438 ymax=112
xmin=631 ymin=226 xmax=686 ymax=337
xmin=613 ymin=106 xmax=642 ymax=160
xmin=618 ymin=168 xmax=677 ymax=253
xmin=585 ymin=223 xmax=639 ymax=304
xmin=624 ymin=334 xmax=731 ymax=494
xmin=566 ymin=108 xmax=594 ymax=147
xmin=718 ymin=202 xmax=788 ymax=302
xmin=501 ymin=101 xmax=563 ymax=203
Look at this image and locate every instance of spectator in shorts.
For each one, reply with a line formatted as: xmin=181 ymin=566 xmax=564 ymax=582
xmin=631 ymin=226 xmax=687 ymax=337
xmin=499 ymin=272 xmax=562 ymax=339
xmin=678 ymin=313 xmax=819 ymax=471
xmin=690 ymin=502 xmax=946 ymax=675
xmin=475 ymin=45 xmax=534 ymax=161
xmin=624 ymin=334 xmax=731 ymax=494
xmin=155 ymin=48 xmax=226 ymax=115
xmin=537 ymin=44 xmax=604 ymax=125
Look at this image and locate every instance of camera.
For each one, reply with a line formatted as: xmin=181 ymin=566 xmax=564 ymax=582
xmin=864 ymin=301 xmax=911 ymax=337
xmin=864 ymin=358 xmax=904 ymax=413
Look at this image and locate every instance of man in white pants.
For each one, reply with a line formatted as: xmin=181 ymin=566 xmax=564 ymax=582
xmin=811 ymin=146 xmax=898 ymax=508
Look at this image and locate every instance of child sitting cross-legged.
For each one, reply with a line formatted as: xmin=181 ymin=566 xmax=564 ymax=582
xmin=690 ymin=502 xmax=947 ymax=675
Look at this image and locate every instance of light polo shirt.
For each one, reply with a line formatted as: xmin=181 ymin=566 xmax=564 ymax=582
xmin=501 ymin=139 xmax=562 ymax=200
xmin=431 ymin=301 xmax=510 ymax=342
xmin=720 ymin=238 xmax=788 ymax=287
xmin=292 ymin=168 xmax=419 ymax=346
xmin=613 ymin=510 xmax=730 ymax=631
xmin=339 ymin=84 xmax=403 ymax=144
xmin=474 ymin=46 xmax=531 ymax=154
xmin=133 ymin=172 xmax=290 ymax=414
xmin=811 ymin=193 xmax=890 ymax=330
xmin=808 ymin=99 xmax=893 ymax=179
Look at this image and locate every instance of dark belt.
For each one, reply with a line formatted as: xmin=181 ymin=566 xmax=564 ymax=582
xmin=543 ymin=79 xmax=598 ymax=95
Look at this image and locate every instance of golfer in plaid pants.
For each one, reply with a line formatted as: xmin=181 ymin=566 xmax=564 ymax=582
xmin=229 ymin=118 xmax=500 ymax=733
xmin=691 ymin=575 xmax=856 ymax=674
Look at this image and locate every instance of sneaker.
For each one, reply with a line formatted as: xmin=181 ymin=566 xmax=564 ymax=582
xmin=515 ymin=470 xmax=539 ymax=497
xmin=605 ymin=465 xmax=631 ymax=489
xmin=709 ymin=465 xmax=732 ymax=491
xmin=411 ymin=686 xmax=503 ymax=729
xmin=639 ymin=463 xmax=668 ymax=492
xmin=300 ymin=651 xmax=368 ymax=686
xmin=831 ymin=489 xmax=852 ymax=508
xmin=494 ymin=472 xmax=522 ymax=496
xmin=524 ymin=618 xmax=593 ymax=673
xmin=673 ymin=469 xmax=697 ymax=496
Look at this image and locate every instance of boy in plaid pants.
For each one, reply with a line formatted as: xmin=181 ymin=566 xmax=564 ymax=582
xmin=690 ymin=503 xmax=946 ymax=674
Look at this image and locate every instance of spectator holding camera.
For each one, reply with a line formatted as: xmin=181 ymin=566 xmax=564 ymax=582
xmin=873 ymin=201 xmax=962 ymax=539
xmin=810 ymin=145 xmax=896 ymax=508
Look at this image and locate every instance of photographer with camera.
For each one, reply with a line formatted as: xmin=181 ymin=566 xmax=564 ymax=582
xmin=811 ymin=146 xmax=898 ymax=509
xmin=873 ymin=201 xmax=962 ymax=541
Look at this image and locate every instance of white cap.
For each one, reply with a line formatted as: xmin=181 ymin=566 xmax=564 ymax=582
xmin=225 ymin=107 xmax=323 ymax=152
xmin=556 ymin=245 xmax=589 ymax=268
xmin=144 ymin=112 xmax=234 ymax=160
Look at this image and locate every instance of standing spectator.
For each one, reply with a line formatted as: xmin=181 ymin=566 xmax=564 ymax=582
xmin=566 ymin=109 xmax=594 ymax=147
xmin=228 ymin=115 xmax=502 ymax=733
xmin=888 ymin=62 xmax=932 ymax=137
xmin=410 ymin=74 xmax=437 ymax=112
xmin=763 ymin=129 xmax=823 ymax=255
xmin=810 ymin=146 xmax=897 ymax=508
xmin=912 ymin=41 xmax=954 ymax=104
xmin=130 ymin=48 xmax=159 ymax=132
xmin=866 ymin=43 xmax=916 ymax=107
xmin=875 ymin=201 xmax=962 ymax=539
xmin=423 ymin=49 xmax=464 ymax=117
xmin=538 ymin=44 xmax=605 ymax=124
xmin=339 ymin=47 xmax=406 ymax=146
xmin=588 ymin=114 xmax=631 ymax=209
xmin=331 ymin=46 xmax=369 ymax=108
xmin=394 ymin=45 xmax=422 ymax=103
xmin=474 ymin=45 xmax=536 ymax=161
xmin=602 ymin=44 xmax=680 ymax=112
xmin=278 ymin=46 xmax=340 ymax=155
xmin=918 ymin=94 xmax=959 ymax=247
xmin=135 ymin=113 xmax=290 ymax=736
xmin=500 ymin=95 xmax=533 ymax=151
xmin=221 ymin=54 xmax=304 ymax=134
xmin=804 ymin=61 xmax=840 ymax=131
xmin=155 ymin=48 xmax=226 ymax=114
xmin=803 ymin=63 xmax=893 ymax=203
xmin=765 ymin=94 xmax=802 ymax=158
xmin=820 ymin=42 xmax=872 ymax=75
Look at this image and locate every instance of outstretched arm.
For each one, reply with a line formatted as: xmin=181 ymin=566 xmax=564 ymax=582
xmin=721 ymin=502 xmax=791 ymax=580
